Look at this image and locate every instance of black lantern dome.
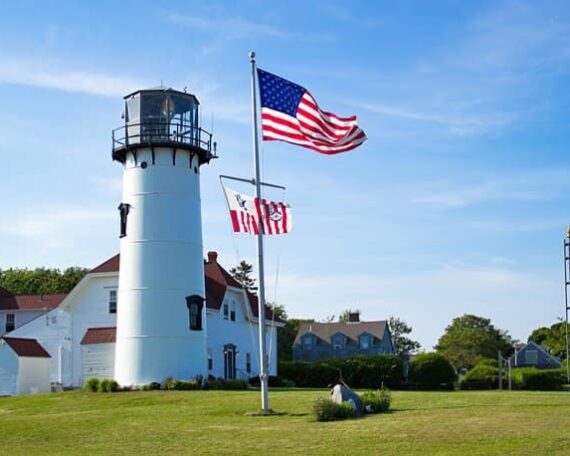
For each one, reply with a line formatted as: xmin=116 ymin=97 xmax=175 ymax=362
xmin=112 ymin=87 xmax=215 ymax=164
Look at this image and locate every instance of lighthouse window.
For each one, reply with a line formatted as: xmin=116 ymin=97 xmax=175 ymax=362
xmin=118 ymin=203 xmax=130 ymax=238
xmin=186 ymin=295 xmax=204 ymax=331
xmin=109 ymin=290 xmax=117 ymax=314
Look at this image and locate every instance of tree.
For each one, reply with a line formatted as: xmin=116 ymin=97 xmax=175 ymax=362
xmin=229 ymin=261 xmax=257 ymax=293
xmin=388 ymin=316 xmax=421 ymax=356
xmin=528 ymin=320 xmax=568 ymax=359
xmin=435 ymin=314 xmax=513 ymax=370
xmin=0 ymin=267 xmax=89 ymax=295
xmin=338 ymin=309 xmax=360 ymax=322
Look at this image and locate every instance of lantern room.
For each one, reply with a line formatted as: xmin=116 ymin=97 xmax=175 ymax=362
xmin=112 ymin=87 xmax=215 ymax=164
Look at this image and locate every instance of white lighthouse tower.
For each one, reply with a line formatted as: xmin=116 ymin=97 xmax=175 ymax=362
xmin=112 ymin=87 xmax=215 ymax=386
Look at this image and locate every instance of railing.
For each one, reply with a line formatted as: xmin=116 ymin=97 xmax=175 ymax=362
xmin=112 ymin=121 xmax=213 ymax=154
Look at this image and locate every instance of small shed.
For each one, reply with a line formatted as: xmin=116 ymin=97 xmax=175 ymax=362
xmin=0 ymin=337 xmax=51 ymax=396
xmin=80 ymin=327 xmax=116 ymax=384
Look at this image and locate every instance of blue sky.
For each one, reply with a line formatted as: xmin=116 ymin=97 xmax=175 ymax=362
xmin=1 ymin=0 xmax=569 ymax=349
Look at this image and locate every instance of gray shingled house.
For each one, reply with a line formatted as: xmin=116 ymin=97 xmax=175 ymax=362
xmin=292 ymin=312 xmax=394 ymax=362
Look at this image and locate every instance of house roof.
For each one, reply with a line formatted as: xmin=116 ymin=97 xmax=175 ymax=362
xmin=2 ymin=337 xmax=51 ymax=358
xmin=294 ymin=321 xmax=388 ymax=346
xmin=90 ymin=254 xmax=120 ymax=273
xmin=81 ymin=327 xmax=117 ymax=345
xmin=88 ymin=251 xmax=282 ymax=324
xmin=0 ymin=291 xmax=67 ymax=311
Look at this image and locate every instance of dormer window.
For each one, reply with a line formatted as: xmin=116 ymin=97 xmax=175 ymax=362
xmin=331 ymin=334 xmax=345 ymax=350
xmin=302 ymin=334 xmax=314 ymax=349
xmin=118 ymin=203 xmax=131 ymax=238
xmin=359 ymin=334 xmax=371 ymax=349
xmin=186 ymin=295 xmax=204 ymax=331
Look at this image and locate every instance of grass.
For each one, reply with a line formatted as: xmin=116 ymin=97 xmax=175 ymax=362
xmin=1 ymin=389 xmax=570 ymax=455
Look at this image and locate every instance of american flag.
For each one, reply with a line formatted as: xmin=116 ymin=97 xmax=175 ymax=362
xmin=223 ymin=186 xmax=292 ymax=235
xmin=257 ymin=69 xmax=367 ymax=154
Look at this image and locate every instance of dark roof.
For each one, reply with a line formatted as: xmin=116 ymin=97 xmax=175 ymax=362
xmin=90 ymin=254 xmax=120 ymax=273
xmin=294 ymin=321 xmax=388 ymax=346
xmin=0 ymin=292 xmax=67 ymax=311
xmin=81 ymin=327 xmax=116 ymax=345
xmin=89 ymin=252 xmax=282 ymax=323
xmin=2 ymin=337 xmax=51 ymax=358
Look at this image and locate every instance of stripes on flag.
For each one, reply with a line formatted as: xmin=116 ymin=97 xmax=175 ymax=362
xmin=223 ymin=186 xmax=292 ymax=236
xmin=257 ymin=69 xmax=367 ymax=155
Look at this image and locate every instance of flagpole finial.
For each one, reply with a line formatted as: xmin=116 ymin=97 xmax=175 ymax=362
xmin=249 ymin=51 xmax=256 ymax=61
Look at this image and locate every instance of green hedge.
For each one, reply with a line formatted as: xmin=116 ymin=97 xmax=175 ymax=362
xmin=459 ymin=364 xmax=498 ymax=390
xmin=409 ymin=353 xmax=455 ymax=390
xmin=520 ymin=369 xmax=565 ymax=391
xmin=312 ymin=397 xmax=356 ymax=421
xmin=279 ymin=355 xmax=403 ymax=389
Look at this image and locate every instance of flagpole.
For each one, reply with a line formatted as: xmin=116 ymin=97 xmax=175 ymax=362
xmin=250 ymin=50 xmax=269 ymax=412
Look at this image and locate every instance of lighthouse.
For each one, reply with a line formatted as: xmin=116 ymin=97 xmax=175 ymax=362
xmin=111 ymin=87 xmax=215 ymax=386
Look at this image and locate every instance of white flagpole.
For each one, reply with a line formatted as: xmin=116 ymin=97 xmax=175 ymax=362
xmin=249 ymin=51 xmax=269 ymax=412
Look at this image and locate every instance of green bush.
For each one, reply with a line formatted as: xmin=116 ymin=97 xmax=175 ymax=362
xmin=459 ymin=364 xmax=498 ymax=390
xmin=97 ymin=379 xmax=119 ymax=393
xmin=84 ymin=378 xmax=100 ymax=392
xmin=520 ymin=369 xmax=564 ymax=391
xmin=163 ymin=378 xmax=200 ymax=391
xmin=248 ymin=376 xmax=296 ymax=388
xmin=279 ymin=355 xmax=403 ymax=389
xmin=142 ymin=382 xmax=162 ymax=391
xmin=409 ymin=353 xmax=455 ymax=390
xmin=476 ymin=358 xmax=498 ymax=368
xmin=98 ymin=379 xmax=110 ymax=392
xmin=206 ymin=379 xmax=248 ymax=390
xmin=312 ymin=397 xmax=357 ymax=421
xmin=360 ymin=388 xmax=391 ymax=414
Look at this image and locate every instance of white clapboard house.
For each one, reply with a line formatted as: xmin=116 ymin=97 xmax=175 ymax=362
xmin=0 ymin=251 xmax=282 ymax=393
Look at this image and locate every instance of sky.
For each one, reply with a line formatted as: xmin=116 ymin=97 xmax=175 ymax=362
xmin=1 ymin=0 xmax=569 ymax=350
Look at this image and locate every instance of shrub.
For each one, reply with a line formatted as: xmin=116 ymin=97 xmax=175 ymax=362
xmin=206 ymin=379 xmax=248 ymax=390
xmin=409 ymin=353 xmax=455 ymax=390
xmin=360 ymin=388 xmax=391 ymax=414
xmin=98 ymin=379 xmax=110 ymax=392
xmin=248 ymin=376 xmax=295 ymax=388
xmin=312 ymin=397 xmax=356 ymax=422
xmin=163 ymin=378 xmax=200 ymax=391
xmin=142 ymin=382 xmax=161 ymax=391
xmin=84 ymin=378 xmax=100 ymax=392
xmin=459 ymin=365 xmax=498 ymax=390
xmin=521 ymin=369 xmax=564 ymax=391
xmin=279 ymin=355 xmax=403 ymax=389
xmin=477 ymin=358 xmax=498 ymax=368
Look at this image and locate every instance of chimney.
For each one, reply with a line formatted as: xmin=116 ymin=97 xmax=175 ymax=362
xmin=207 ymin=251 xmax=218 ymax=263
xmin=348 ymin=311 xmax=360 ymax=323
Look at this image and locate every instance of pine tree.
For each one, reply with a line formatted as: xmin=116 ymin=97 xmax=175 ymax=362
xmin=229 ymin=261 xmax=257 ymax=293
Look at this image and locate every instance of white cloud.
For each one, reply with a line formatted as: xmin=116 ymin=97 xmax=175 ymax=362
xmin=413 ymin=167 xmax=570 ymax=209
xmin=0 ymin=56 xmax=146 ymax=97
xmin=165 ymin=13 xmax=293 ymax=39
xmin=0 ymin=205 xmax=115 ymax=248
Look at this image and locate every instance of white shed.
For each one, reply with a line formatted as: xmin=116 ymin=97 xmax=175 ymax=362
xmin=0 ymin=337 xmax=51 ymax=396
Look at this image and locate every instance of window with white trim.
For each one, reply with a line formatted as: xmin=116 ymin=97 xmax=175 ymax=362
xmin=332 ymin=334 xmax=344 ymax=350
xmin=302 ymin=335 xmax=313 ymax=349
xmin=246 ymin=353 xmax=251 ymax=373
xmin=109 ymin=290 xmax=117 ymax=314
xmin=223 ymin=301 xmax=229 ymax=319
xmin=230 ymin=299 xmax=236 ymax=321
xmin=359 ymin=334 xmax=370 ymax=349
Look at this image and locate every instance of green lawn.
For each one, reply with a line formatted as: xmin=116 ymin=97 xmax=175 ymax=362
xmin=1 ymin=389 xmax=570 ymax=455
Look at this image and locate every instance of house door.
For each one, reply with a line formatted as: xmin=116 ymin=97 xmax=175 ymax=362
xmin=224 ymin=344 xmax=236 ymax=380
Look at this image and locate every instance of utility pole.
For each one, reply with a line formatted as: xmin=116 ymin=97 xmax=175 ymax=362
xmin=564 ymin=230 xmax=570 ymax=386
